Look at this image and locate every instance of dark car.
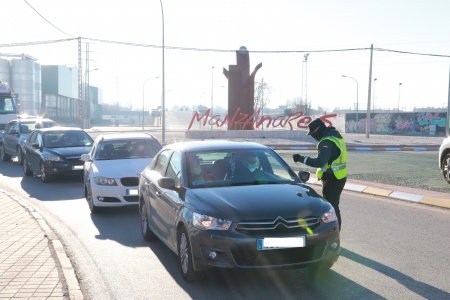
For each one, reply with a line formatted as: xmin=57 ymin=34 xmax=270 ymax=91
xmin=0 ymin=117 xmax=57 ymax=165
xmin=139 ymin=140 xmax=340 ymax=281
xmin=22 ymin=127 xmax=93 ymax=183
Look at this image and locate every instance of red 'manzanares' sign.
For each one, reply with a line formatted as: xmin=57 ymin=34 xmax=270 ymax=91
xmin=188 ymin=108 xmax=336 ymax=130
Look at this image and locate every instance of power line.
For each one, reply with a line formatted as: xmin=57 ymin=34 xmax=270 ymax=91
xmin=2 ymin=37 xmax=450 ymax=59
xmin=23 ymin=0 xmax=76 ymax=38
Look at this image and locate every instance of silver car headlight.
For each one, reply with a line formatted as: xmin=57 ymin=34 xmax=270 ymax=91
xmin=47 ymin=155 xmax=64 ymax=162
xmin=94 ymin=176 xmax=118 ymax=186
xmin=193 ymin=212 xmax=231 ymax=230
xmin=321 ymin=208 xmax=337 ymax=223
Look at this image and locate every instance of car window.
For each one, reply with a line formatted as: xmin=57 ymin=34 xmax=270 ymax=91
xmin=6 ymin=121 xmax=18 ymax=134
xmin=186 ymin=149 xmax=299 ymax=188
xmin=19 ymin=122 xmax=34 ymax=133
xmin=36 ymin=132 xmax=43 ymax=147
xmin=95 ymin=139 xmax=161 ymax=160
xmin=28 ymin=131 xmax=38 ymax=144
xmin=43 ymin=131 xmax=93 ymax=148
xmin=153 ymin=149 xmax=171 ymax=175
xmin=165 ymin=151 xmax=182 ymax=187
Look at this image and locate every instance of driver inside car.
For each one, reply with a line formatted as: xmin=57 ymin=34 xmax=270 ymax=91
xmin=232 ymin=152 xmax=260 ymax=178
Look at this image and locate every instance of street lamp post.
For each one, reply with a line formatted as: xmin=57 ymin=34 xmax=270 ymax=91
xmin=372 ymin=78 xmax=377 ymax=112
xmin=211 ymin=66 xmax=214 ymax=130
xmin=398 ymin=83 xmax=403 ymax=112
xmin=342 ymin=75 xmax=359 ymax=133
xmin=159 ymin=0 xmax=166 ymax=144
xmin=142 ymin=77 xmax=159 ymax=130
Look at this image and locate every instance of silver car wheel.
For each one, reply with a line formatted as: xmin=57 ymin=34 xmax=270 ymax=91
xmin=40 ymin=163 xmax=51 ymax=183
xmin=179 ymin=231 xmax=189 ymax=274
xmin=16 ymin=147 xmax=23 ymax=165
xmin=86 ymin=182 xmax=100 ymax=213
xmin=443 ymin=154 xmax=450 ymax=184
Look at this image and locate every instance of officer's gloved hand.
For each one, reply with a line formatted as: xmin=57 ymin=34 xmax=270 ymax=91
xmin=293 ymin=154 xmax=305 ymax=163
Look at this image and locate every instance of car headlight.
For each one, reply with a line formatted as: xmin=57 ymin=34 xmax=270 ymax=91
xmin=94 ymin=176 xmax=117 ymax=186
xmin=321 ymin=208 xmax=337 ymax=223
xmin=47 ymin=155 xmax=64 ymax=162
xmin=193 ymin=212 xmax=231 ymax=230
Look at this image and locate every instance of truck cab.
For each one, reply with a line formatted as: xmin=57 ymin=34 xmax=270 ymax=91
xmin=0 ymin=80 xmax=18 ymax=131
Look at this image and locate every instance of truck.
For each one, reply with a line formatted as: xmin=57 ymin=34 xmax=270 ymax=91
xmin=0 ymin=80 xmax=18 ymax=132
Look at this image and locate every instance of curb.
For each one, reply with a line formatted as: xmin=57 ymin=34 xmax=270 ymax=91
xmin=307 ymin=177 xmax=450 ymax=209
xmin=4 ymin=191 xmax=84 ymax=300
xmin=270 ymin=145 xmax=440 ymax=151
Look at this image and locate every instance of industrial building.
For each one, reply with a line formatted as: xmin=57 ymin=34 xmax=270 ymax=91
xmin=0 ymin=54 xmax=102 ymax=127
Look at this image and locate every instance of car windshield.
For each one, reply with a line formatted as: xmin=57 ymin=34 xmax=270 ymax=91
xmin=20 ymin=120 xmax=56 ymax=133
xmin=187 ymin=148 xmax=300 ymax=188
xmin=43 ymin=131 xmax=93 ymax=148
xmin=95 ymin=139 xmax=161 ymax=160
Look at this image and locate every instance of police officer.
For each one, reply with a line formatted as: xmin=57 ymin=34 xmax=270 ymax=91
xmin=293 ymin=118 xmax=347 ymax=230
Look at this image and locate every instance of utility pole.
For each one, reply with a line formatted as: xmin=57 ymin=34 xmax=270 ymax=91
xmin=85 ymin=43 xmax=90 ymax=129
xmin=302 ymin=53 xmax=309 ymax=102
xmin=77 ymin=37 xmax=83 ymax=129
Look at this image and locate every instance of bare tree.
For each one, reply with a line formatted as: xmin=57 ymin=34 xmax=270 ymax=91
xmin=254 ymin=78 xmax=271 ymax=114
xmin=287 ymin=97 xmax=311 ymax=115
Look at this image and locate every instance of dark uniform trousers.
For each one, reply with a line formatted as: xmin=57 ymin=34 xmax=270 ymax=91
xmin=322 ymin=177 xmax=346 ymax=230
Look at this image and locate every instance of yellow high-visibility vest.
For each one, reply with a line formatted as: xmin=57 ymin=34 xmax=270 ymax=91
xmin=315 ymin=136 xmax=347 ymax=180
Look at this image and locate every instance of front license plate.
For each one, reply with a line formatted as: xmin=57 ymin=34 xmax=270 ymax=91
xmin=126 ymin=189 xmax=138 ymax=196
xmin=72 ymin=165 xmax=83 ymax=170
xmin=257 ymin=237 xmax=305 ymax=250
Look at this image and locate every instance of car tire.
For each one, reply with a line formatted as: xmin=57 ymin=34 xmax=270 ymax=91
xmin=140 ymin=200 xmax=157 ymax=241
xmin=23 ymin=157 xmax=33 ymax=176
xmin=443 ymin=153 xmax=450 ymax=184
xmin=86 ymin=182 xmax=101 ymax=214
xmin=0 ymin=144 xmax=11 ymax=161
xmin=16 ymin=147 xmax=24 ymax=165
xmin=177 ymin=226 xmax=203 ymax=282
xmin=40 ymin=162 xmax=54 ymax=183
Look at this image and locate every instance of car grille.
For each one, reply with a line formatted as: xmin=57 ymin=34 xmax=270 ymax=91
xmin=235 ymin=216 xmax=320 ymax=235
xmin=124 ymin=196 xmax=139 ymax=202
xmin=66 ymin=158 xmax=84 ymax=166
xmin=231 ymin=244 xmax=326 ymax=266
xmin=121 ymin=177 xmax=139 ymax=187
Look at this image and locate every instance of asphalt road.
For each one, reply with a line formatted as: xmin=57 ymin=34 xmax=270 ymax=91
xmin=1 ymin=162 xmax=449 ymax=299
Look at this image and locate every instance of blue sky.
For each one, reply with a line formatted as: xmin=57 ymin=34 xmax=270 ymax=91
xmin=3 ymin=0 xmax=450 ymax=113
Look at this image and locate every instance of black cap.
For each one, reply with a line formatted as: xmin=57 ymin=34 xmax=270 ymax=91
xmin=307 ymin=118 xmax=326 ymax=135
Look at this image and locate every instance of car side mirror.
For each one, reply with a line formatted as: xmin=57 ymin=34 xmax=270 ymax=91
xmin=31 ymin=143 xmax=39 ymax=149
xmin=80 ymin=154 xmax=91 ymax=162
xmin=298 ymin=171 xmax=310 ymax=183
xmin=158 ymin=177 xmax=178 ymax=191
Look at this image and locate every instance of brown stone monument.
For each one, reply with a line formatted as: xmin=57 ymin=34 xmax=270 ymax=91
xmin=223 ymin=46 xmax=262 ymax=130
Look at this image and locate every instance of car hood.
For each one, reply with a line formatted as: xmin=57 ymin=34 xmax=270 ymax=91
xmin=47 ymin=146 xmax=92 ymax=158
xmin=91 ymin=158 xmax=153 ymax=178
xmin=187 ymin=184 xmax=330 ymax=221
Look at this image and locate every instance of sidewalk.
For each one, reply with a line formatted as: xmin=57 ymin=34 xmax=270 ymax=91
xmin=0 ymin=190 xmax=83 ymax=300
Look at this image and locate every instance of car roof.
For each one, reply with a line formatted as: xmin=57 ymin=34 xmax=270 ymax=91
xmin=163 ymin=140 xmax=269 ymax=152
xmin=10 ymin=118 xmax=55 ymax=123
xmin=34 ymin=126 xmax=85 ymax=132
xmin=95 ymin=133 xmax=159 ymax=142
